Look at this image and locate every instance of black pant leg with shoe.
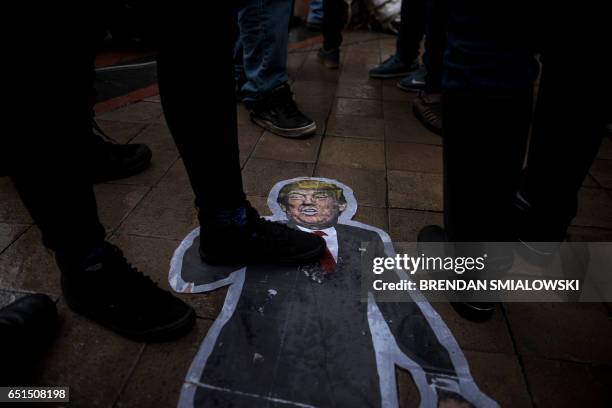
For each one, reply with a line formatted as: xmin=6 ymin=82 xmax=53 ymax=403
xmin=442 ymin=0 xmax=607 ymax=243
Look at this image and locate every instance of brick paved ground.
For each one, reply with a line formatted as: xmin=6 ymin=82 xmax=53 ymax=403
xmin=1 ymin=31 xmax=611 ymax=407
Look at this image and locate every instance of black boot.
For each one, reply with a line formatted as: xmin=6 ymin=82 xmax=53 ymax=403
xmin=58 ymin=243 xmax=195 ymax=342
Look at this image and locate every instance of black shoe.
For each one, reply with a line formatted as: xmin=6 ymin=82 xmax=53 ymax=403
xmin=89 ymin=121 xmax=153 ymax=183
xmin=413 ymin=91 xmax=443 ymax=136
xmin=199 ymin=202 xmax=326 ymax=266
xmin=58 ymin=243 xmax=195 ymax=342
xmin=249 ymin=84 xmax=317 ymax=138
xmin=0 ymin=294 xmax=59 ymax=383
xmin=317 ymin=47 xmax=340 ymax=69
xmin=369 ymin=55 xmax=419 ymax=79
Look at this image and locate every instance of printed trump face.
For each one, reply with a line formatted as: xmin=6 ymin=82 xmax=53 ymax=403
xmin=280 ymin=188 xmax=347 ymax=230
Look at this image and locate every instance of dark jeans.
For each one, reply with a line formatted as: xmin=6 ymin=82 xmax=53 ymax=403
xmin=441 ymin=0 xmax=608 ymax=242
xmin=396 ymin=0 xmax=425 ymax=64
xmin=422 ymin=0 xmax=448 ymax=93
xmin=9 ymin=2 xmax=245 ymax=255
xmin=321 ymin=0 xmax=345 ymax=50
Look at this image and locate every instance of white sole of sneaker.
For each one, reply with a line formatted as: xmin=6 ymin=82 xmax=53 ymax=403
xmin=251 ymin=117 xmax=317 ymax=139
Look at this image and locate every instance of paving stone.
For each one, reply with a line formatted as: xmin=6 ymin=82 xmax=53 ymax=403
xmin=287 ymin=52 xmax=308 ymax=78
xmin=590 ymin=159 xmax=612 ymax=189
xmin=119 ymin=184 xmax=197 ymax=241
xmin=337 ymin=75 xmax=382 ymax=88
xmin=430 ymin=303 xmax=515 ymax=354
xmin=34 ymin=300 xmax=144 ymax=408
xmin=504 ymin=303 xmax=612 ymax=363
xmin=386 ymin=142 xmax=443 ymax=173
xmin=352 ymin=206 xmax=388 ymax=231
xmin=242 ymin=158 xmax=314 ymax=197
xmin=98 ymin=101 xmax=163 ymax=123
xmin=463 ymin=350 xmax=533 ymax=408
xmin=252 ymin=132 xmax=322 ymax=163
xmin=0 ymin=177 xmax=33 ymax=224
xmin=340 ymin=56 xmax=379 ymax=75
xmin=597 ymin=137 xmax=612 ymax=160
xmin=298 ymin=52 xmax=341 ymax=83
xmin=293 ymin=80 xmax=337 ymax=114
xmin=0 ymin=227 xmax=61 ymax=298
xmin=238 ymin=123 xmax=264 ymax=166
xmin=158 ymin=159 xmax=190 ymax=188
xmin=338 ymin=68 xmax=383 ymax=83
xmin=388 ymin=209 xmax=443 ymax=242
xmin=379 ymin=47 xmax=396 ymax=60
xmin=0 ymin=223 xmax=28 ymax=253
xmin=583 ymin=174 xmax=600 ymax=188
xmin=114 ymin=123 xmax=179 ymax=186
xmin=303 ymin=110 xmax=329 ymax=136
xmin=314 ymin=163 xmax=387 ymax=207
xmin=344 ymin=30 xmax=382 ymax=43
xmin=385 ymin=118 xmax=442 ymax=145
xmin=110 ymin=234 xmax=225 ymax=320
xmin=332 ymin=97 xmax=383 ymax=118
xmin=236 ymin=104 xmax=251 ymax=126
xmin=573 ymin=187 xmax=612 ymax=229
xmin=388 ymin=170 xmax=442 ymax=211
xmin=143 ymin=95 xmax=161 ymax=102
xmin=326 ymin=114 xmax=385 ymax=140
xmin=336 ymin=80 xmax=382 ymax=100
xmin=319 ymin=137 xmax=385 ymax=170
xmin=246 ymin=195 xmax=273 ymax=216
xmin=95 ymin=120 xmax=148 ymax=144
xmin=116 ymin=318 xmax=214 ymax=408
xmin=382 ymin=85 xmax=417 ymax=102
xmin=94 ymin=183 xmax=150 ymax=232
xmin=383 ymin=100 xmax=412 ymax=120
xmin=396 ymin=367 xmax=420 ymax=408
xmin=522 ymin=357 xmax=612 ymax=408
xmin=566 ymin=226 xmax=612 ymax=241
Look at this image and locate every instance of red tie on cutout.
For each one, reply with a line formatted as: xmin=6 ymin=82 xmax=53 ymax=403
xmin=311 ymin=231 xmax=336 ymax=274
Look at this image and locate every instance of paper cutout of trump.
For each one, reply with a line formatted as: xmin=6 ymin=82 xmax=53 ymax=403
xmin=169 ymin=177 xmax=498 ymax=408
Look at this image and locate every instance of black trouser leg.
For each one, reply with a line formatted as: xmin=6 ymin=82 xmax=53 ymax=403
xmin=322 ymin=0 xmax=345 ymax=50
xmin=396 ymin=0 xmax=426 ymax=63
xmin=423 ymin=0 xmax=448 ymax=93
xmin=10 ymin=46 xmax=105 ymax=255
xmin=442 ymin=90 xmax=534 ymax=242
xmin=521 ymin=59 xmax=605 ymax=241
xmin=157 ymin=2 xmax=246 ymax=213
